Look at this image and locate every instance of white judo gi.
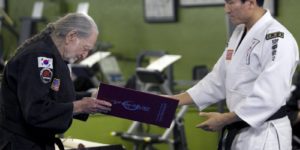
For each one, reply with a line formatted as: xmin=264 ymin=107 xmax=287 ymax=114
xmin=187 ymin=11 xmax=299 ymax=150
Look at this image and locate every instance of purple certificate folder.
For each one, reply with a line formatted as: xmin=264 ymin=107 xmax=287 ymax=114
xmin=97 ymin=83 xmax=179 ymax=128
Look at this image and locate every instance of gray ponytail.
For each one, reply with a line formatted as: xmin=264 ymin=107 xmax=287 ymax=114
xmin=16 ymin=13 xmax=98 ymax=52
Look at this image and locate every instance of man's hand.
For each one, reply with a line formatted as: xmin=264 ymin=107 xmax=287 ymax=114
xmin=73 ymin=97 xmax=112 ymax=114
xmin=196 ymin=112 xmax=239 ymax=132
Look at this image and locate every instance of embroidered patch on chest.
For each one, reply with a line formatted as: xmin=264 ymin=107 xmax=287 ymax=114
xmin=51 ymin=78 xmax=60 ymax=91
xmin=265 ymin=32 xmax=284 ymax=40
xmin=40 ymin=68 xmax=53 ymax=84
xmin=38 ymin=57 xmax=53 ymax=69
xmin=226 ymin=49 xmax=234 ymax=60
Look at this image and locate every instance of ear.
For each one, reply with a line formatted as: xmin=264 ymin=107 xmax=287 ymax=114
xmin=65 ymin=30 xmax=78 ymax=44
xmin=247 ymin=0 xmax=256 ymax=7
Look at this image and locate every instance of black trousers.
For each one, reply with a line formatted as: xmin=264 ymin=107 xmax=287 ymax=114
xmin=0 ymin=128 xmax=56 ymax=150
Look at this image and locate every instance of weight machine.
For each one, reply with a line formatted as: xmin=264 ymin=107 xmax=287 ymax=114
xmin=18 ymin=1 xmax=47 ymax=45
xmin=111 ymin=51 xmax=189 ymax=150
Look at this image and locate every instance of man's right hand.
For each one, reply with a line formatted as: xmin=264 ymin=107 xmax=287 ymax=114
xmin=73 ymin=97 xmax=112 ymax=114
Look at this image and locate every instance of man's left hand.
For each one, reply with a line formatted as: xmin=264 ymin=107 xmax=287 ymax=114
xmin=196 ymin=112 xmax=239 ymax=132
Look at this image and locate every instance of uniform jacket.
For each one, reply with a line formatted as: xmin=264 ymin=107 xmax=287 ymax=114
xmin=187 ymin=11 xmax=299 ymax=149
xmin=0 ymin=35 xmax=85 ymax=149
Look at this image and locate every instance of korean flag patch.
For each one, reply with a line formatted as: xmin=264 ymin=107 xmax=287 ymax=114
xmin=38 ymin=57 xmax=53 ymax=69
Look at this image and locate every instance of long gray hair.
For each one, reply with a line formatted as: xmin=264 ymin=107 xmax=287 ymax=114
xmin=16 ymin=13 xmax=98 ymax=51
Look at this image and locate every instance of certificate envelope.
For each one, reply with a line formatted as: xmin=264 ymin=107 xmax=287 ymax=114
xmin=97 ymin=83 xmax=179 ymax=128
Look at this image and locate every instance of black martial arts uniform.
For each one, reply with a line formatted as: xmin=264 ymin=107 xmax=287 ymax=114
xmin=0 ymin=35 xmax=88 ymax=150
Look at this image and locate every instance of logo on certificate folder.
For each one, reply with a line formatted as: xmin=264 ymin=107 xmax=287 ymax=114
xmin=122 ymin=101 xmax=150 ymax=112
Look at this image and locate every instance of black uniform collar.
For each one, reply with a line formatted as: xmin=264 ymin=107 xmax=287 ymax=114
xmin=44 ymin=35 xmax=65 ymax=62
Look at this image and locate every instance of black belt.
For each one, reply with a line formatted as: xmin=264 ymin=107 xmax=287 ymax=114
xmin=54 ymin=138 xmax=64 ymax=150
xmin=218 ymin=105 xmax=287 ymax=150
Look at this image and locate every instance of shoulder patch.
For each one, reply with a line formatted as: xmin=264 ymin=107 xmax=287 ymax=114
xmin=40 ymin=68 xmax=53 ymax=84
xmin=51 ymin=78 xmax=60 ymax=91
xmin=38 ymin=57 xmax=53 ymax=69
xmin=265 ymin=32 xmax=284 ymax=40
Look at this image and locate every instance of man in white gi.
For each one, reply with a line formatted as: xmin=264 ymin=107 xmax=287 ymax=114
xmin=172 ymin=0 xmax=299 ymax=149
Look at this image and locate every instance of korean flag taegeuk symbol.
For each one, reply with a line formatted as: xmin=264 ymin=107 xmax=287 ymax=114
xmin=38 ymin=57 xmax=53 ymax=69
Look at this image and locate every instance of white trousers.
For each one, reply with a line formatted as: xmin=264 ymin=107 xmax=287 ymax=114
xmin=231 ymin=116 xmax=292 ymax=150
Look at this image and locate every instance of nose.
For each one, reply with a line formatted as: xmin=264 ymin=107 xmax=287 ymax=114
xmin=82 ymin=51 xmax=89 ymax=59
xmin=77 ymin=53 xmax=87 ymax=61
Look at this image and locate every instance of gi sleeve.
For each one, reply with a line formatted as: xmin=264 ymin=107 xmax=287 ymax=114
xmin=235 ymin=29 xmax=299 ymax=127
xmin=72 ymin=91 xmax=92 ymax=121
xmin=73 ymin=114 xmax=89 ymax=121
xmin=187 ymin=50 xmax=227 ymax=110
xmin=76 ymin=91 xmax=92 ymax=100
xmin=17 ymin=52 xmax=73 ymax=133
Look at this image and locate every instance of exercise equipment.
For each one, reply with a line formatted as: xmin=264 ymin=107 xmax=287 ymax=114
xmin=0 ymin=0 xmax=19 ymax=72
xmin=76 ymin=2 xmax=89 ymax=14
xmin=18 ymin=1 xmax=46 ymax=45
xmin=111 ymin=51 xmax=189 ymax=150
xmin=56 ymin=138 xmax=125 ymax=150
xmin=135 ymin=51 xmax=174 ymax=93
xmin=99 ymin=56 xmax=125 ymax=87
xmin=71 ymin=51 xmax=111 ymax=91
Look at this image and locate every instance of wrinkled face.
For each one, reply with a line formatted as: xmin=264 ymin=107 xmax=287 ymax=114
xmin=63 ymin=28 xmax=98 ymax=62
xmin=224 ymin=0 xmax=251 ymax=25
